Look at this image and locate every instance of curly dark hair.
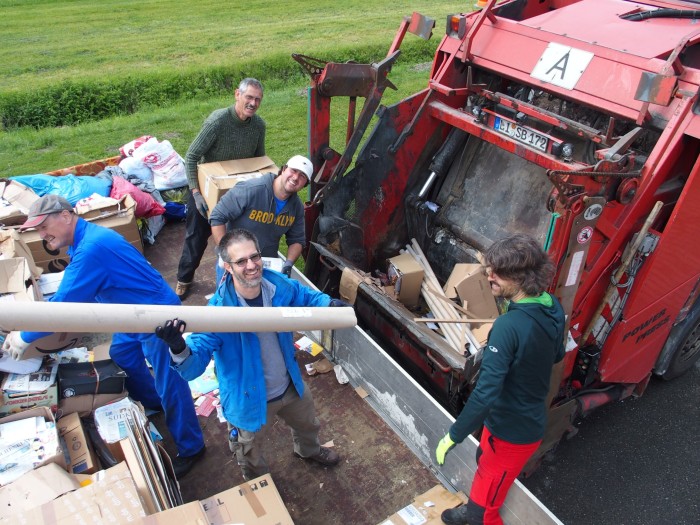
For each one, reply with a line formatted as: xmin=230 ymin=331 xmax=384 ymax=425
xmin=219 ymin=229 xmax=260 ymax=264
xmin=484 ymin=233 xmax=554 ymax=296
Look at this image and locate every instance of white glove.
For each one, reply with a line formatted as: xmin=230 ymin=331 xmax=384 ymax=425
xmin=1 ymin=332 xmax=31 ymax=361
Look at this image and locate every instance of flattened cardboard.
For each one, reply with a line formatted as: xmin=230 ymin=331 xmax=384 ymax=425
xmin=377 ymin=484 xmax=468 ymax=525
xmin=2 ymin=461 xmax=146 ymax=524
xmin=339 ymin=267 xmax=363 ymax=305
xmin=0 ymin=463 xmax=79 ymax=519
xmin=197 ymin=156 xmax=278 ymax=214
xmin=387 ymin=253 xmax=424 ymax=307
xmin=140 ymin=500 xmax=208 ymax=524
xmin=201 ymin=473 xmax=294 ymax=525
xmin=57 ymin=412 xmax=98 ymax=474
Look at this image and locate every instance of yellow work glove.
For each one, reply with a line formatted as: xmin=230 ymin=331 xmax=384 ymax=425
xmin=435 ymin=433 xmax=456 ymax=466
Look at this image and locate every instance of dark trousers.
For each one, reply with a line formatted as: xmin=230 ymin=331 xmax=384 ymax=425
xmin=177 ymin=191 xmax=211 ymax=283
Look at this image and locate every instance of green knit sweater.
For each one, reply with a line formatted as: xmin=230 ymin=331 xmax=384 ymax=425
xmin=185 ymin=106 xmax=266 ymax=190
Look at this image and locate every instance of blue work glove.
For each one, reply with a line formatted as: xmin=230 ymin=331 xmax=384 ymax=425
xmin=192 ymin=191 xmax=209 ymax=219
xmin=329 ymin=299 xmax=352 ymax=307
xmin=435 ymin=433 xmax=456 ymax=466
xmin=155 ymin=318 xmax=187 ymax=354
xmin=282 ymin=260 xmax=294 ymax=277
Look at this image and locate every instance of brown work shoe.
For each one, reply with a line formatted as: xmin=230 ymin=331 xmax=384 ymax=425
xmin=295 ymin=446 xmax=340 ymax=466
xmin=175 ymin=281 xmax=191 ymax=299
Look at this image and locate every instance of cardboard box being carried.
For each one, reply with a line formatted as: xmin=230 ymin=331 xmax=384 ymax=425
xmin=140 ymin=501 xmax=209 ymax=524
xmin=387 ymin=253 xmax=424 ymax=307
xmin=197 ymin=155 xmax=279 ymax=215
xmin=15 ymin=194 xmax=142 ymax=274
xmin=377 ymin=484 xmax=468 ymax=525
xmin=200 ymin=473 xmax=294 ymax=525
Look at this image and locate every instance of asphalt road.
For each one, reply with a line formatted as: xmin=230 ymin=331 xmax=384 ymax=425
xmin=523 ymin=361 xmax=700 ymax=525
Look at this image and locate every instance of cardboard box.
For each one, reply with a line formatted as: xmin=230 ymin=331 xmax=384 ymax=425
xmin=0 ymin=407 xmax=65 ymax=475
xmin=0 ymin=229 xmax=42 ymax=280
xmin=0 ymin=257 xmax=41 ymax=302
xmin=387 ymin=253 xmax=424 ymax=307
xmin=377 ymin=484 xmax=468 ymax=525
xmin=197 ymin=156 xmax=278 ymax=214
xmin=443 ymin=263 xmax=498 ymax=319
xmin=0 ymin=179 xmax=39 ymax=226
xmin=0 ymin=381 xmax=58 ymax=418
xmin=14 ymin=194 xmax=142 ymax=274
xmin=2 ymin=461 xmax=147 ymax=525
xmin=443 ymin=263 xmax=498 ymax=346
xmin=57 ymin=359 xmax=127 ymax=398
xmin=0 ymin=463 xmax=79 ymax=519
xmin=201 ymin=473 xmax=294 ymax=525
xmin=57 ymin=390 xmax=127 ymax=418
xmin=140 ymin=501 xmax=209 ymax=524
xmin=57 ymin=412 xmax=98 ymax=474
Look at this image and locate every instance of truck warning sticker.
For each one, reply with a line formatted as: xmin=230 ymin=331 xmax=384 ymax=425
xmin=584 ymin=203 xmax=603 ymax=220
xmin=577 ymin=226 xmax=593 ymax=244
xmin=530 ymin=42 xmax=594 ymax=90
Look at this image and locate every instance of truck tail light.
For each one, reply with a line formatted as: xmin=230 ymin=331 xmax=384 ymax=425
xmin=446 ymin=14 xmax=468 ymax=39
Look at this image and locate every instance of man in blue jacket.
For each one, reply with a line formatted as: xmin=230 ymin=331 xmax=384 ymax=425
xmin=435 ymin=233 xmax=566 ymax=525
xmin=1 ymin=195 xmax=205 ymax=478
xmin=156 ymin=228 xmax=343 ymax=481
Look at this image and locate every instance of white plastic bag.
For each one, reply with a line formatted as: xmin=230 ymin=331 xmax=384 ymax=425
xmin=119 ymin=135 xmax=153 ymax=157
xmin=133 ymin=138 xmax=187 ymax=190
xmin=118 ymin=156 xmax=153 ymax=183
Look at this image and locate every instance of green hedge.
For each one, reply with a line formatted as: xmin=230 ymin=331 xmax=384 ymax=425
xmin=0 ymin=40 xmax=436 ymax=131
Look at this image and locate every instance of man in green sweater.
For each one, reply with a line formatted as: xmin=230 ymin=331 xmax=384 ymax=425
xmin=435 ymin=233 xmax=565 ymax=525
xmin=175 ymin=78 xmax=266 ymax=299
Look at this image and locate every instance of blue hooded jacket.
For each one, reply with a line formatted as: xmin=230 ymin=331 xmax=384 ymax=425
xmin=173 ymin=269 xmax=331 ymax=432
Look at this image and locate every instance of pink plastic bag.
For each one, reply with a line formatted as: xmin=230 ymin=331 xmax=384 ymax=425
xmin=110 ymin=176 xmax=165 ymax=218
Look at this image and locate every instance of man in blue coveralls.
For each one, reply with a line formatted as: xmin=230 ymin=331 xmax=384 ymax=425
xmin=1 ymin=194 xmax=205 ymax=477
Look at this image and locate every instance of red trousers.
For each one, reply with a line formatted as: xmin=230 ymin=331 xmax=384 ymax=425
xmin=468 ymin=427 xmax=541 ymax=525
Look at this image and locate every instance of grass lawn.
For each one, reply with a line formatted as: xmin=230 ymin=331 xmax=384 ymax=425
xmin=0 ymin=0 xmax=458 ymax=176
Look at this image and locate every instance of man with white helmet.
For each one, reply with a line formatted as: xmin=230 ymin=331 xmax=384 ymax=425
xmin=209 ymin=154 xmax=313 ymax=283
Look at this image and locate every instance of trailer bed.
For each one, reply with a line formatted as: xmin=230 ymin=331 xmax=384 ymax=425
xmin=143 ymin=220 xmax=562 ymax=525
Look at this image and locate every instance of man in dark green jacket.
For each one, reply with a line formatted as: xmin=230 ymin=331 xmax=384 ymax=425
xmin=175 ymin=78 xmax=266 ymax=299
xmin=436 ymin=233 xmax=565 ymax=525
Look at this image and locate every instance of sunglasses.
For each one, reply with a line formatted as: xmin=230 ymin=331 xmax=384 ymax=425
xmin=231 ymin=252 xmax=262 ymax=268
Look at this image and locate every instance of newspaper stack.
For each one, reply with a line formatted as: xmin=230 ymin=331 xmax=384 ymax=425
xmin=0 ymin=415 xmax=59 ymax=486
xmin=1 ymin=360 xmax=58 ymax=397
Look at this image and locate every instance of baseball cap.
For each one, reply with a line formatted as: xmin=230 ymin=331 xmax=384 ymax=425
xmin=286 ymin=155 xmax=314 ymax=181
xmin=20 ymin=194 xmax=73 ymax=230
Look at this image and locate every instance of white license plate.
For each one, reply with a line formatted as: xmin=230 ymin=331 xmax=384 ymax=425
xmin=493 ymin=116 xmax=548 ymax=152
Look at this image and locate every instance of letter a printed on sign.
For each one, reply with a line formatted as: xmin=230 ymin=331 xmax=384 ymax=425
xmin=531 ymin=42 xmax=594 ymax=90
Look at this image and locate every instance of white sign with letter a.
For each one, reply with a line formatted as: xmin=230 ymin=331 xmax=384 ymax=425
xmin=531 ymin=42 xmax=594 ymax=90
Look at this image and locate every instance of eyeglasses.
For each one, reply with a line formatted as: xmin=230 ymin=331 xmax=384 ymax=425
xmin=231 ymin=252 xmax=262 ymax=268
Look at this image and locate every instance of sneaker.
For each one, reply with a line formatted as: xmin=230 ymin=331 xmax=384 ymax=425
xmin=441 ymin=504 xmax=471 ymax=525
xmin=175 ymin=281 xmax=191 ymax=299
xmin=172 ymin=445 xmax=206 ymax=478
xmin=294 ymin=446 xmax=340 ymax=466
